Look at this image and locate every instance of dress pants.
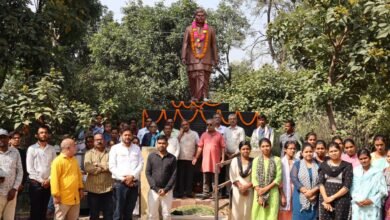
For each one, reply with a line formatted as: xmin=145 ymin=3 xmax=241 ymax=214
xmin=203 ymin=172 xmax=214 ymax=195
xmin=0 ymin=193 xmax=17 ymax=220
xmin=29 ymin=180 xmax=51 ymax=220
xmin=147 ymin=190 xmax=173 ymax=220
xmin=87 ymin=191 xmax=113 ymax=220
xmin=54 ymin=203 xmax=80 ymax=220
xmin=174 ymin=160 xmax=194 ymax=197
xmin=113 ymin=181 xmax=138 ymax=220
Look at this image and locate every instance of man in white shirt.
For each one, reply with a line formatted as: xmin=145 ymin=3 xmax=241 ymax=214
xmin=213 ymin=113 xmax=227 ymax=135
xmin=250 ymin=114 xmax=274 ymax=148
xmin=137 ymin=117 xmax=153 ymax=142
xmin=26 ymin=125 xmax=57 ymax=220
xmin=223 ymin=114 xmax=245 ymax=197
xmin=157 ymin=124 xmax=180 ymax=159
xmin=224 ymin=114 xmax=245 ymax=158
xmin=0 ymin=128 xmax=23 ymax=220
xmin=109 ymin=128 xmax=143 ymax=220
xmin=174 ymin=120 xmax=199 ymax=198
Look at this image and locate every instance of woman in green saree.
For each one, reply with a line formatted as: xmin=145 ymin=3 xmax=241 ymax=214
xmin=251 ymin=138 xmax=282 ymax=220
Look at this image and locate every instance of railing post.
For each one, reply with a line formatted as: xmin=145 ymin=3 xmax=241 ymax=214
xmin=214 ymin=163 xmax=219 ymax=220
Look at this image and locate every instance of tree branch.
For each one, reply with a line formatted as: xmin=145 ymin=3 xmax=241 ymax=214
xmin=266 ymin=0 xmax=277 ymax=63
xmin=215 ymin=67 xmax=229 ymax=83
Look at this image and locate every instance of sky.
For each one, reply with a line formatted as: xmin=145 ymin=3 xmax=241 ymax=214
xmin=99 ymin=0 xmax=271 ymax=66
xmin=100 ymin=0 xmax=219 ymax=21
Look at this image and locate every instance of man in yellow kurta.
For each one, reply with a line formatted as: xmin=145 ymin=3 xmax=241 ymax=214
xmin=50 ymin=138 xmax=84 ymax=220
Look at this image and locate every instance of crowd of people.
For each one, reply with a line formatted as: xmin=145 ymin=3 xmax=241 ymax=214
xmin=0 ymin=112 xmax=389 ymax=220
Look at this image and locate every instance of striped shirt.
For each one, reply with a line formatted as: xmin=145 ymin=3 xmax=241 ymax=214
xmin=84 ymin=148 xmax=113 ymax=194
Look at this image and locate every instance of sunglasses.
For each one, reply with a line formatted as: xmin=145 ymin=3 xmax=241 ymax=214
xmin=206 ymin=123 xmax=213 ymax=126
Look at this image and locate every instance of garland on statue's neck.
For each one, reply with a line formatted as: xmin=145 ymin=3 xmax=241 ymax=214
xmin=190 ymin=20 xmax=209 ymax=59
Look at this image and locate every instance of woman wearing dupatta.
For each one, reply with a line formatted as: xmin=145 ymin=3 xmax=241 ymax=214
xmin=279 ymin=141 xmax=298 ymax=220
xmin=229 ymin=141 xmax=253 ymax=220
xmin=251 ymin=138 xmax=282 ymax=220
xmin=291 ymin=143 xmax=320 ymax=220
xmin=351 ymin=148 xmax=387 ymax=220
xmin=319 ymin=142 xmax=353 ymax=220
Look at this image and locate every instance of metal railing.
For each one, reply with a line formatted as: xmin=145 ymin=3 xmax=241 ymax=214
xmin=214 ymin=158 xmax=233 ymax=220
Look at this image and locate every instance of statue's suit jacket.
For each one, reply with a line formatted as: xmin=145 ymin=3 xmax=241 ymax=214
xmin=181 ymin=25 xmax=218 ymax=72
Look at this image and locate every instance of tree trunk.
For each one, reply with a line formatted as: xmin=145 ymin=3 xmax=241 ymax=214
xmin=0 ymin=67 xmax=6 ymax=89
xmin=325 ymin=101 xmax=337 ymax=133
xmin=327 ymin=53 xmax=338 ymax=132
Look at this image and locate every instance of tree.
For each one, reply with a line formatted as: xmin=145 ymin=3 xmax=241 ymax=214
xmin=0 ymin=0 xmax=103 ymax=88
xmin=268 ymin=0 xmax=390 ymax=132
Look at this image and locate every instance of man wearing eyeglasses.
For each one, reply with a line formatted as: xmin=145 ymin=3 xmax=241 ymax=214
xmin=192 ymin=119 xmax=225 ymax=199
xmin=137 ymin=118 xmax=158 ymax=142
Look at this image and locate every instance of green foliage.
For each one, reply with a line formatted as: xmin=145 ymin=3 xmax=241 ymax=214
xmin=0 ymin=0 xmax=103 ymax=88
xmin=0 ymin=69 xmax=95 ymax=134
xmin=213 ymin=64 xmax=302 ymax=128
xmin=266 ymin=0 xmax=390 ymax=133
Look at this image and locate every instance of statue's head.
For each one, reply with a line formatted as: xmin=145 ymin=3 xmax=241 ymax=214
xmin=194 ymin=7 xmax=207 ymax=24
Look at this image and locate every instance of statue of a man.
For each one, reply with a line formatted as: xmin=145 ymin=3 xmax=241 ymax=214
xmin=181 ymin=8 xmax=218 ymax=102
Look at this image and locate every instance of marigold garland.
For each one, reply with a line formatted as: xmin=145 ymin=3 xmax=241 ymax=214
xmin=216 ymin=110 xmax=230 ymax=125
xmin=173 ymin=109 xmax=199 ymax=123
xmin=238 ymin=111 xmax=259 ymax=126
xmin=155 ymin=109 xmax=167 ymax=123
xmin=190 ymin=21 xmax=209 ymax=59
xmin=170 ymin=101 xmax=221 ymax=109
xmin=142 ymin=109 xmax=259 ymax=127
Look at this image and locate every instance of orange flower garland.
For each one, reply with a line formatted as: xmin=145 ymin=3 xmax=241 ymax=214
xmin=142 ymin=109 xmax=259 ymax=127
xmin=170 ymin=101 xmax=221 ymax=109
xmin=190 ymin=26 xmax=209 ymax=59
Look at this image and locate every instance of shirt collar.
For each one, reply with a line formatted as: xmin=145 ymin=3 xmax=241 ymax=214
xmin=92 ymin=148 xmax=107 ymax=154
xmin=32 ymin=142 xmax=50 ymax=149
xmin=0 ymin=147 xmax=13 ymax=154
xmin=285 ymin=132 xmax=295 ymax=137
xmin=154 ymin=151 xmax=170 ymax=158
